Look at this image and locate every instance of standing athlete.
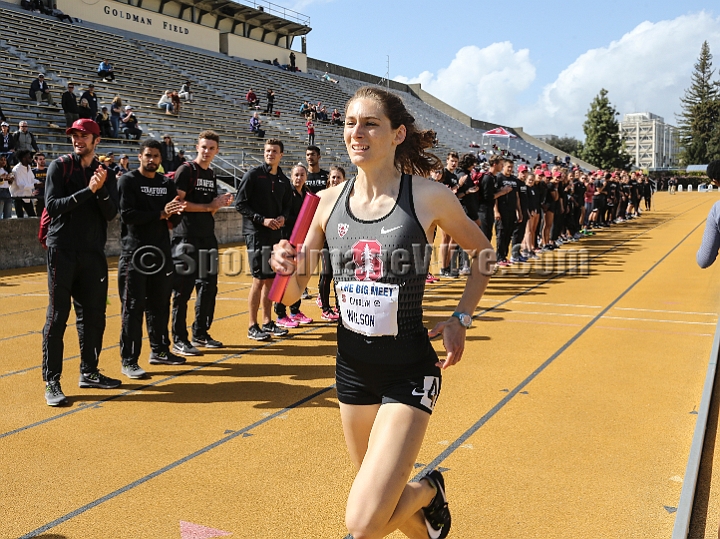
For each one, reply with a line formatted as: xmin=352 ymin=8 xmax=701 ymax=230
xmin=42 ymin=118 xmax=120 ymax=406
xmin=171 ymin=130 xmax=233 ymax=356
xmin=117 ymin=139 xmax=187 ymax=378
xmin=271 ymin=86 xmax=492 ymax=538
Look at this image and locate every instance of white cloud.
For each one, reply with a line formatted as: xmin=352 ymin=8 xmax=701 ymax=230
xmin=395 ymin=43 xmax=536 ymax=124
xmin=395 ymin=12 xmax=720 ymax=139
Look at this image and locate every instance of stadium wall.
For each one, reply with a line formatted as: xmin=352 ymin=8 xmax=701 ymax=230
xmin=307 ymin=58 xmax=410 ymax=93
xmin=222 ymin=33 xmax=306 ymax=71
xmin=0 ymin=208 xmax=244 ymax=270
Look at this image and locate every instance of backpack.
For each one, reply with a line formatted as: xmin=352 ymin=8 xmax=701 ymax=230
xmin=38 ymin=154 xmax=75 ymax=249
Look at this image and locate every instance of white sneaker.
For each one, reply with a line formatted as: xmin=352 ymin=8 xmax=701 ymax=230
xmin=121 ymin=363 xmax=147 ymax=379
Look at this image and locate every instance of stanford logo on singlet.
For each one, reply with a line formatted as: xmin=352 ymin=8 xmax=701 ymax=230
xmin=352 ymin=239 xmax=383 ymax=281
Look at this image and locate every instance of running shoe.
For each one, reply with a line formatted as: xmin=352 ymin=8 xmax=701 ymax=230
xmin=496 ymin=260 xmax=511 ymax=268
xmin=191 ymin=334 xmax=223 ymax=348
xmin=426 ymin=273 xmax=440 ymax=283
xmin=458 ymin=266 xmax=471 ymax=276
xmin=248 ymin=324 xmax=270 ymax=341
xmin=301 ymin=288 xmax=312 ymax=300
xmin=276 ymin=315 xmax=300 ymax=328
xmin=172 ymin=340 xmax=202 ymax=357
xmin=121 ymin=362 xmax=147 ymax=379
xmin=45 ymin=379 xmax=68 ymax=406
xmin=262 ymin=321 xmax=289 ymax=337
xmin=321 ymin=310 xmax=340 ymax=321
xmin=439 ymin=268 xmax=458 ymax=279
xmin=422 ymin=470 xmax=451 ymax=539
xmin=316 ymin=296 xmax=324 ymax=309
xmin=78 ymin=371 xmax=121 ymax=389
xmin=149 ymin=350 xmax=186 ymax=365
xmin=290 ymin=312 xmax=313 ymax=324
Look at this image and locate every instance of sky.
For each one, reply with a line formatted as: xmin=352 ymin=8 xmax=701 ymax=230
xmin=270 ymin=0 xmax=720 ymax=140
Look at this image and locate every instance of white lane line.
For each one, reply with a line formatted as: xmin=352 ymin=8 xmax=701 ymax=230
xmin=602 ymin=315 xmax=716 ymax=326
xmin=614 ymin=307 xmax=717 ymax=316
xmin=510 ymin=300 xmax=603 ymax=309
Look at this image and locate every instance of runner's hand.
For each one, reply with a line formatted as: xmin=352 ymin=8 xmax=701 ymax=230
xmin=428 ymin=317 xmax=466 ymax=370
xmin=270 ymin=239 xmax=297 ymax=276
xmin=163 ymin=196 xmax=186 ymax=217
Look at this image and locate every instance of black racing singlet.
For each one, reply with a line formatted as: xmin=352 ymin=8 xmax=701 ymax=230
xmin=326 ymin=174 xmax=438 ymax=365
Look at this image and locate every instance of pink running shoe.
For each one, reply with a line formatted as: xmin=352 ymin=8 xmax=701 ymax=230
xmin=290 ymin=311 xmax=313 ymax=324
xmin=276 ymin=316 xmax=299 ymax=328
xmin=316 ymin=296 xmax=323 ymax=309
xmin=321 ymin=310 xmax=339 ymax=321
xmin=426 ymin=273 xmax=439 ymax=283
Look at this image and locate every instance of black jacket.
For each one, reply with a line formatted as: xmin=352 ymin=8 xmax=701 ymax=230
xmin=45 ymin=153 xmax=118 ymax=251
xmin=0 ymin=132 xmax=15 ymax=153
xmin=235 ymin=162 xmax=291 ymax=236
xmin=118 ymin=170 xmax=181 ymax=252
xmin=29 ymin=78 xmax=49 ymax=100
xmin=61 ymin=91 xmax=78 ymax=114
xmin=80 ymin=90 xmax=99 ymax=118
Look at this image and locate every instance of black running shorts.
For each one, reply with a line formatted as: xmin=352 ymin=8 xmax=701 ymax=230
xmin=335 ymin=350 xmax=442 ymax=414
xmin=245 ymin=231 xmax=279 ymax=280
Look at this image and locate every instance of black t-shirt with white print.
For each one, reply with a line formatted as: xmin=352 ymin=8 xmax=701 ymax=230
xmin=173 ymin=161 xmax=217 ymax=238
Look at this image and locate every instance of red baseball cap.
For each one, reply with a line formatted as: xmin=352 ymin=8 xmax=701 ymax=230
xmin=552 ymin=171 xmax=562 ymax=177
xmin=66 ymin=118 xmax=100 ymax=137
xmin=541 ymin=163 xmax=548 ymax=169
xmin=543 ymin=171 xmax=552 ymax=178
xmin=517 ymin=164 xmax=528 ymax=173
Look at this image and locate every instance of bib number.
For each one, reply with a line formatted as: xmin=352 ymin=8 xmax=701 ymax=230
xmin=337 ymin=280 xmax=399 ymax=337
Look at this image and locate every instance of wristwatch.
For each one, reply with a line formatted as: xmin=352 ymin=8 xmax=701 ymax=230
xmin=451 ymin=312 xmax=472 ymax=328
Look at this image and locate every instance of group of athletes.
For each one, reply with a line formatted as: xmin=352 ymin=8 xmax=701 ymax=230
xmin=429 ymin=151 xmax=654 ymax=274
xmin=40 ymin=84 xmax=660 ymax=538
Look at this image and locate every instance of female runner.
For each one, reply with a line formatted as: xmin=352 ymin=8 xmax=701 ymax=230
xmin=271 ymin=86 xmax=492 ymax=539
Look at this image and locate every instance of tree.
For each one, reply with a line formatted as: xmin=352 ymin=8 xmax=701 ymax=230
xmin=677 ymin=41 xmax=719 ymax=165
xmin=579 ymin=89 xmax=632 ymax=170
xmin=546 ymin=135 xmax=580 ymax=157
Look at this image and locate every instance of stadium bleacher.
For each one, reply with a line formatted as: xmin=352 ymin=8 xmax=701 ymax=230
xmin=0 ymin=1 xmax=577 ymax=189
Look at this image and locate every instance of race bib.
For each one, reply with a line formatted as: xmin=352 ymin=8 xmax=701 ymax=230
xmin=337 ymin=280 xmax=399 ymax=337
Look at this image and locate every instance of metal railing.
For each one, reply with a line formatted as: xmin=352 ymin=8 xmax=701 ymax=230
xmin=233 ymin=0 xmax=310 ymax=26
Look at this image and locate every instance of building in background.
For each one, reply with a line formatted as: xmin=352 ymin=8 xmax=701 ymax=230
xmin=619 ymin=112 xmax=679 ymax=170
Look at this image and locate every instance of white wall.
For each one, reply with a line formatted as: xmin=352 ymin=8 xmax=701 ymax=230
xmin=60 ymin=0 xmax=221 ymax=52
xmin=223 ymin=32 xmax=306 ymax=71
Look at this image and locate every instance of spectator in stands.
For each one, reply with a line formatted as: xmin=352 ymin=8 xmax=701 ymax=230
xmin=110 ymin=96 xmax=123 ymax=138
xmin=32 ymin=152 xmax=47 ymax=215
xmin=30 ymin=74 xmax=57 ymax=107
xmin=178 ymin=81 xmax=193 ymax=103
xmin=61 ymin=82 xmax=79 ymax=128
xmin=96 ymin=107 xmax=112 ymax=138
xmin=272 ymin=58 xmax=281 ymax=68
xmin=0 ymin=122 xmax=15 ymax=157
xmin=50 ymin=4 xmax=74 ymax=23
xmin=331 ymin=108 xmax=342 ymax=126
xmin=289 ymin=51 xmax=296 ymax=70
xmin=0 ymin=104 xmax=8 ymax=124
xmin=0 ymin=154 xmax=12 ymax=219
xmin=161 ymin=135 xmax=178 ymax=173
xmin=246 ymin=88 xmax=260 ymax=109
xmin=176 ymin=150 xmax=186 ymax=167
xmin=13 ymin=121 xmax=39 ymax=153
xmin=250 ymin=112 xmax=265 ymax=138
xmin=158 ymin=90 xmax=174 ymax=114
xmin=299 ymin=101 xmax=309 ymax=117
xmin=78 ymin=98 xmax=93 ymax=120
xmin=265 ymin=89 xmax=275 ymax=114
xmin=317 ymin=106 xmax=328 ymax=122
xmin=306 ymin=118 xmax=315 ymax=145
xmin=121 ymin=106 xmax=142 ymax=140
xmin=97 ymin=59 xmax=115 ymax=82
xmin=118 ymin=154 xmax=130 ymax=174
xmin=322 ymin=72 xmax=339 ymax=84
xmin=10 ymin=149 xmax=38 ymax=218
xmin=81 ymin=84 xmax=99 ymax=119
xmin=104 ymin=152 xmax=120 ymax=175
xmin=170 ymin=91 xmax=181 ymax=116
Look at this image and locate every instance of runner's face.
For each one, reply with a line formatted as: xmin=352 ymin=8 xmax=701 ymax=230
xmin=36 ymin=155 xmax=46 ymax=167
xmin=264 ymin=144 xmax=283 ymax=167
xmin=139 ymin=147 xmax=161 ymax=173
xmin=344 ymin=98 xmax=405 ymax=169
xmin=502 ymin=162 xmax=513 ymax=175
xmin=71 ymin=132 xmax=98 ymax=157
xmin=196 ymin=138 xmax=218 ymax=164
xmin=430 ymin=169 xmax=443 ymax=181
xmin=291 ymin=167 xmax=307 ymax=189
xmin=446 ymin=157 xmax=458 ymax=171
